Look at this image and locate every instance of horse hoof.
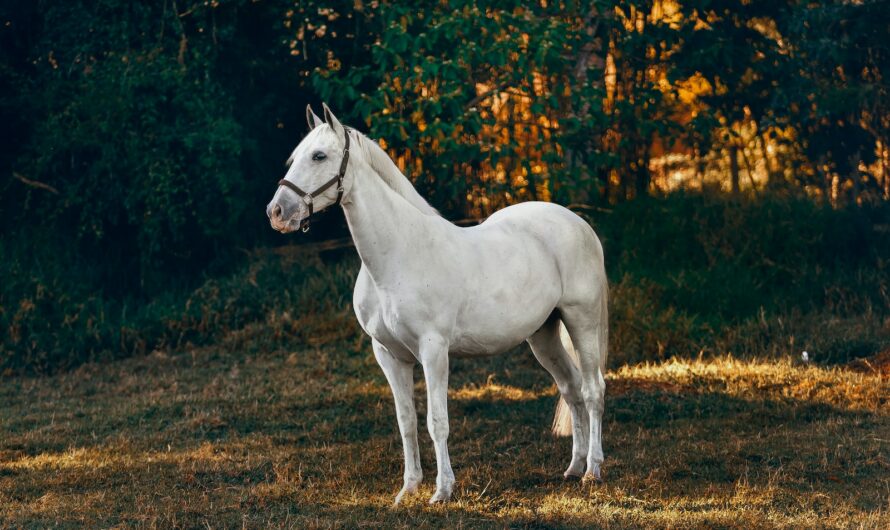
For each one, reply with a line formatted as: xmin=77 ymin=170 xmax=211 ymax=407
xmin=393 ymin=480 xmax=422 ymax=506
xmin=563 ymin=471 xmax=583 ymax=481
xmin=393 ymin=491 xmax=408 ymax=506
xmin=428 ymin=489 xmax=452 ymax=504
xmin=582 ymin=465 xmax=603 ymax=484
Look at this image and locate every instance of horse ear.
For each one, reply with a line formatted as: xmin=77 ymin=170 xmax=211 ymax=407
xmin=322 ymin=102 xmax=344 ymax=138
xmin=306 ymin=104 xmax=324 ymax=130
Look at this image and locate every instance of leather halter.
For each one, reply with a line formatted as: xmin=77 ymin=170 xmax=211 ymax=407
xmin=277 ymin=127 xmax=350 ymax=232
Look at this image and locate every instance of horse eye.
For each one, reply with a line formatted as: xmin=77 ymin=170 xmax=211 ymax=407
xmin=312 ymin=151 xmax=327 ymax=161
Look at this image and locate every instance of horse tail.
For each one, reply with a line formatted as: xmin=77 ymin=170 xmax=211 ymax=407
xmin=551 ymin=320 xmax=579 ymax=436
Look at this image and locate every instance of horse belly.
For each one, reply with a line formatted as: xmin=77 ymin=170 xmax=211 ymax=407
xmin=450 ymin=255 xmax=562 ymax=357
xmin=451 ymin=302 xmax=557 ymax=356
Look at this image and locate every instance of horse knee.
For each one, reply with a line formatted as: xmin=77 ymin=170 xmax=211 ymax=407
xmin=397 ymin=410 xmax=417 ymax=430
xmin=427 ymin=414 xmax=449 ymax=441
xmin=558 ymin=383 xmax=584 ymax=408
xmin=582 ymin=385 xmax=605 ymax=414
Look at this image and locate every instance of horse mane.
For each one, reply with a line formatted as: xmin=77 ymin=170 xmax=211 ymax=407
xmin=351 ymin=130 xmax=439 ymax=217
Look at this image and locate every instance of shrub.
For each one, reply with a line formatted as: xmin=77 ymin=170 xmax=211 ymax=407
xmin=0 ymin=238 xmax=359 ymax=375
xmin=3 ymin=194 xmax=888 ymax=374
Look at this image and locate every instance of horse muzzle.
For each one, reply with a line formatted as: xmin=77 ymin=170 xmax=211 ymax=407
xmin=266 ymin=199 xmax=305 ymax=233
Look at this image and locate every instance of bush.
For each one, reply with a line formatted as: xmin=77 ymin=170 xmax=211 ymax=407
xmin=0 ymin=237 xmax=358 ymax=375
xmin=14 ymin=55 xmax=245 ymax=289
xmin=601 ymin=193 xmax=890 ymax=366
xmin=2 ymin=193 xmax=889 ymax=374
xmin=1 ymin=0 xmax=323 ymax=291
xmin=599 ymin=193 xmax=890 ymax=321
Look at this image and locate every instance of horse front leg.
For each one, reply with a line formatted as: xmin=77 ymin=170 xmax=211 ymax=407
xmin=372 ymin=340 xmax=423 ymax=505
xmin=419 ymin=335 xmax=455 ymax=503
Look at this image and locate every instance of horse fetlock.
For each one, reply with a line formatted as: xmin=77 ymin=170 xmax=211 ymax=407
xmin=393 ymin=489 xmax=411 ymax=506
xmin=435 ymin=468 xmax=455 ymax=490
xmin=403 ymin=473 xmax=423 ymax=488
xmin=588 ymin=444 xmax=604 ymax=461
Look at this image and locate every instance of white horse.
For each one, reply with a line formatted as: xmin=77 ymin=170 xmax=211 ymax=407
xmin=267 ymin=104 xmax=608 ymax=505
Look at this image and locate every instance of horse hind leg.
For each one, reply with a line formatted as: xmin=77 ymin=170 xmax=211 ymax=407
xmin=559 ymin=292 xmax=608 ymax=483
xmin=527 ymin=314 xmax=589 ymax=478
xmin=418 ymin=334 xmax=455 ymax=503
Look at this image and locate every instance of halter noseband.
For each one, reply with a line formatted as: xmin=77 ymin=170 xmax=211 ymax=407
xmin=277 ymin=127 xmax=351 ymax=232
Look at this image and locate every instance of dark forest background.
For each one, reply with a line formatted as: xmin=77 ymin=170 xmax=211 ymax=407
xmin=2 ymin=0 xmax=889 ymax=373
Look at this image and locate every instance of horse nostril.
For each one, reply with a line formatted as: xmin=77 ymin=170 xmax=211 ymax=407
xmin=272 ymin=204 xmax=282 ymax=220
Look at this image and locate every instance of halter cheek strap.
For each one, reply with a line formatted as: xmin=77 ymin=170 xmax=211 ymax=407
xmin=277 ymin=127 xmax=350 ymax=232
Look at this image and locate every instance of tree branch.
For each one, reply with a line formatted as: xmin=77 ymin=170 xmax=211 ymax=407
xmin=465 ymin=80 xmax=512 ymax=110
xmin=12 ymin=172 xmax=59 ymax=194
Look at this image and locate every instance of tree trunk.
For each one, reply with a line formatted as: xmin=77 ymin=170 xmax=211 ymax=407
xmin=756 ymin=131 xmax=775 ymax=187
xmin=696 ymin=147 xmax=706 ymax=190
xmin=729 ymin=145 xmax=740 ymax=195
xmin=569 ymin=5 xmax=613 ymax=203
xmin=847 ymin=152 xmax=860 ymax=205
xmin=635 ymin=144 xmax=651 ymax=197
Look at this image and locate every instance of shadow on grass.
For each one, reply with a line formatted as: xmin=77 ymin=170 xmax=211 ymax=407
xmin=1 ymin=345 xmax=887 ymax=528
xmin=3 ymin=384 xmax=885 ymax=525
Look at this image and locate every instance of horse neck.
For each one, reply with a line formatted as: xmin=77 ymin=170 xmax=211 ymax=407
xmin=341 ymin=162 xmax=436 ymax=283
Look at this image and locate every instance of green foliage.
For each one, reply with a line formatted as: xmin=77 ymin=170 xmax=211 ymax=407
xmin=600 ymin=193 xmax=890 ymax=363
xmin=602 ymin=193 xmax=890 ymax=319
xmin=0 ymin=236 xmax=357 ymax=374
xmin=1 ymin=2 xmax=888 ymax=372
xmin=4 ymin=0 xmax=888 ymax=267
xmin=669 ymin=0 xmax=889 ymax=197
xmin=24 ymin=56 xmax=243 ymax=275
xmin=1 ymin=0 xmax=330 ymax=286
xmin=783 ymin=0 xmax=889 ymax=197
xmin=313 ymin=1 xmax=615 ymax=214
xmin=4 ymin=195 xmax=887 ymax=374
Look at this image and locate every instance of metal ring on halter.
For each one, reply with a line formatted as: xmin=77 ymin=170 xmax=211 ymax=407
xmin=298 ymin=194 xmax=313 ymax=232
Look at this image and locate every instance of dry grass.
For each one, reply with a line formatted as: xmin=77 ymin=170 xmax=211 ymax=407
xmin=1 ymin=333 xmax=888 ymax=529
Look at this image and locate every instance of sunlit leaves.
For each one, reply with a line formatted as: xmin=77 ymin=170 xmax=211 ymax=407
xmin=311 ymin=1 xmax=626 ymax=215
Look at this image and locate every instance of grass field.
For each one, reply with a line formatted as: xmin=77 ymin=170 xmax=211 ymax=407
xmin=1 ymin=320 xmax=887 ymax=529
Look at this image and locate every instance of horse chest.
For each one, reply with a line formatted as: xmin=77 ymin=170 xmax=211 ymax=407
xmin=352 ymin=268 xmax=433 ymax=355
xmin=354 ymin=290 xmax=398 ymax=340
